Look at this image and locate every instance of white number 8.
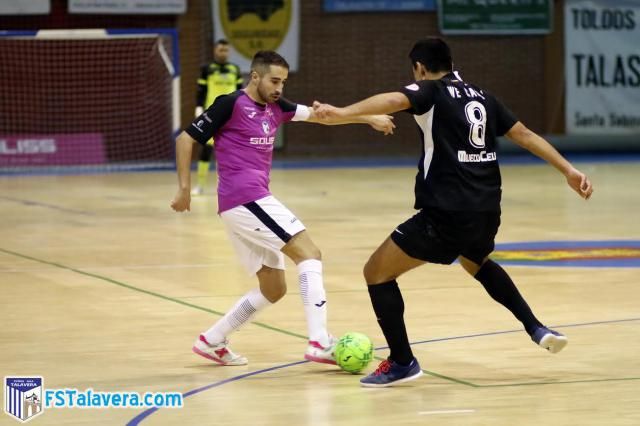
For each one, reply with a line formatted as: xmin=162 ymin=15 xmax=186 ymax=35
xmin=464 ymin=101 xmax=486 ymax=148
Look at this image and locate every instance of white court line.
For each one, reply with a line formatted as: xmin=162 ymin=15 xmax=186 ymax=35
xmin=418 ymin=409 xmax=475 ymax=415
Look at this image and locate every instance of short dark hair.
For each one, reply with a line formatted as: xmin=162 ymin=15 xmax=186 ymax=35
xmin=250 ymin=50 xmax=290 ymax=75
xmin=409 ymin=37 xmax=453 ymax=73
xmin=215 ymin=39 xmax=229 ymax=47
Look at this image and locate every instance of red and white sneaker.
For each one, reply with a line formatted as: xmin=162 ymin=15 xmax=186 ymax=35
xmin=304 ymin=335 xmax=337 ymax=365
xmin=192 ymin=335 xmax=248 ymax=366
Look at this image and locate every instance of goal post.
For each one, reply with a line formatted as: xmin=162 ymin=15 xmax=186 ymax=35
xmin=0 ymin=28 xmax=180 ymax=173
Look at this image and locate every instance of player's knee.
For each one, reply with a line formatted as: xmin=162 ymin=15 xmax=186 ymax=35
xmin=283 ymin=237 xmax=321 ymax=263
xmin=272 ymin=285 xmax=287 ymax=302
xmin=459 ymin=256 xmax=483 ymax=276
xmin=262 ymin=282 xmax=287 ymax=303
xmin=363 ymin=259 xmax=382 ymax=285
xmin=308 ymin=245 xmax=321 ymax=260
xmin=364 ymin=255 xmax=399 ymax=284
xmin=299 ymin=236 xmax=321 ymax=260
xmin=297 ymin=245 xmax=321 ymax=263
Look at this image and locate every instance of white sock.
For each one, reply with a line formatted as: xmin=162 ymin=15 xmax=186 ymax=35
xmin=202 ymin=288 xmax=271 ymax=345
xmin=298 ymin=259 xmax=331 ymax=347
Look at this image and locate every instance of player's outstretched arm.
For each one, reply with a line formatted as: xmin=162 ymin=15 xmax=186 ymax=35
xmin=314 ymin=92 xmax=411 ymax=119
xmin=364 ymin=114 xmax=396 ymax=135
xmin=304 ymin=103 xmax=396 ymax=135
xmin=171 ymin=131 xmax=195 ymax=212
xmin=505 ymin=122 xmax=593 ymax=200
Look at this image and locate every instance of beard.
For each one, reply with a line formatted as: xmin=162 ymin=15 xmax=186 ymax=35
xmin=257 ymin=85 xmax=280 ymax=104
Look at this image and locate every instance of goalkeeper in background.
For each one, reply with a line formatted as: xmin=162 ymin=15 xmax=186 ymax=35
xmin=192 ymin=39 xmax=244 ymax=196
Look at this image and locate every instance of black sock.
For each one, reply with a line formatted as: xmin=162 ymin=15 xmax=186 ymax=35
xmin=474 ymin=260 xmax=543 ymax=335
xmin=367 ymin=280 xmax=414 ymax=365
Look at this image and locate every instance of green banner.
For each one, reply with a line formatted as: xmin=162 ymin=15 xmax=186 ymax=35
xmin=438 ymin=0 xmax=552 ymax=35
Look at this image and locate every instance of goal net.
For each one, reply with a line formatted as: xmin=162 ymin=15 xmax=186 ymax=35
xmin=0 ymin=29 xmax=180 ymax=173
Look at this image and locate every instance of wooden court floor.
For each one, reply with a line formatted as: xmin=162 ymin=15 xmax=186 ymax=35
xmin=1 ymin=161 xmax=639 ymax=425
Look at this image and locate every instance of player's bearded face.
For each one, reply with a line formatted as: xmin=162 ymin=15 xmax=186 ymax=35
xmin=256 ymin=65 xmax=288 ymax=104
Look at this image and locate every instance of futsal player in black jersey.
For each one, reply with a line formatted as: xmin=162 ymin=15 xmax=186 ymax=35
xmin=314 ymin=37 xmax=593 ymax=387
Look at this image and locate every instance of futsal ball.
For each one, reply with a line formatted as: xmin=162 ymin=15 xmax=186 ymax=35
xmin=335 ymin=332 xmax=374 ymax=374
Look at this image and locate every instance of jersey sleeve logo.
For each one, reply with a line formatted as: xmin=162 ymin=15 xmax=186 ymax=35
xmin=192 ymin=119 xmax=205 ymax=133
xmin=405 ymin=83 xmax=420 ymax=91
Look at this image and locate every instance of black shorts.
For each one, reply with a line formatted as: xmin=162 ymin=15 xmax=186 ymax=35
xmin=390 ymin=207 xmax=501 ymax=265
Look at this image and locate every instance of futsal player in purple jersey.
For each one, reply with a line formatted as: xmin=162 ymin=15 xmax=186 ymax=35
xmin=171 ymin=51 xmax=395 ymax=366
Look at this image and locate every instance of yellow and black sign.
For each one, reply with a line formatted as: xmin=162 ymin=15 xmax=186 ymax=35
xmin=218 ymin=0 xmax=292 ymax=60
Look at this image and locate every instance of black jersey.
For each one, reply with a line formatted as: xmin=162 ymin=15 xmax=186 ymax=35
xmin=399 ymin=73 xmax=517 ymax=212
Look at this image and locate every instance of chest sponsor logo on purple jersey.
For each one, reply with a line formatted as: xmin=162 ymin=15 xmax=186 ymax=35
xmin=249 ymin=120 xmax=274 ymax=145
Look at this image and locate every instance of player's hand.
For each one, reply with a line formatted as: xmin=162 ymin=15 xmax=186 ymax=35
xmin=171 ymin=188 xmax=191 ymax=212
xmin=565 ymin=167 xmax=593 ymax=200
xmin=312 ymin=101 xmax=344 ymax=120
xmin=368 ymin=114 xmax=395 ymax=135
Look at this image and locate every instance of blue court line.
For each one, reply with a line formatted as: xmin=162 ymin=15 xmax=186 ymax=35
xmin=496 ymin=259 xmax=640 ymax=268
xmin=126 ymin=360 xmax=308 ymax=426
xmin=126 ymin=316 xmax=640 ymax=425
xmin=495 ymin=240 xmax=640 ymax=249
xmin=2 ymin=153 xmax=640 ymax=177
xmin=270 ymin=153 xmax=640 ymax=169
xmin=493 ymin=240 xmax=640 ymax=268
xmin=405 ymin=317 xmax=640 ymax=347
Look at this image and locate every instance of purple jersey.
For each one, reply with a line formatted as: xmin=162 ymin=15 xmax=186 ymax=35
xmin=186 ymin=90 xmax=305 ymax=213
